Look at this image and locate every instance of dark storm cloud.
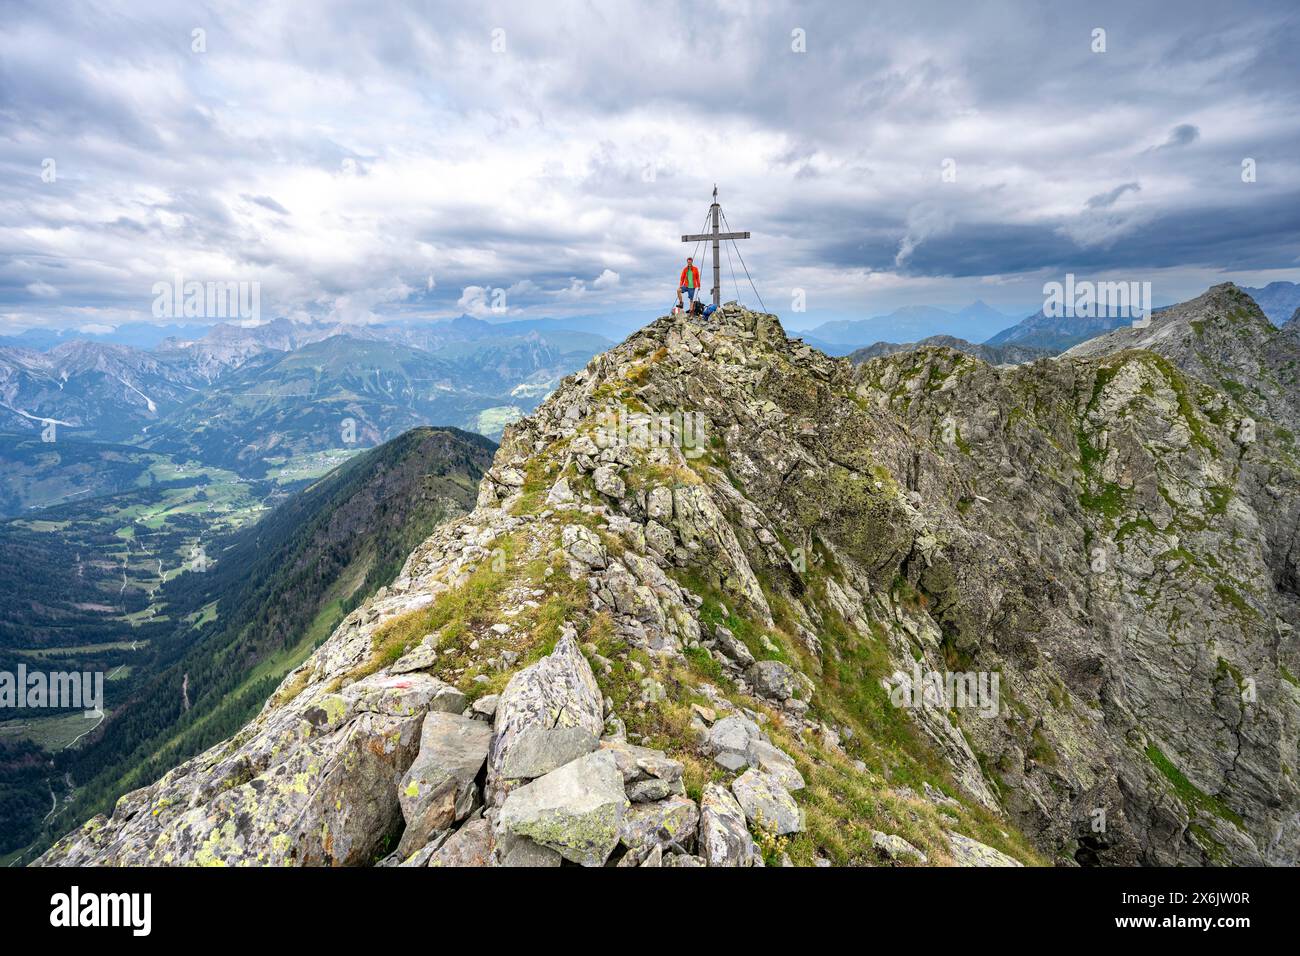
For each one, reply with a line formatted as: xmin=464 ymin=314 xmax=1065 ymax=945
xmin=1086 ymin=183 xmax=1142 ymax=210
xmin=896 ymin=192 xmax=1300 ymax=278
xmin=1152 ymin=124 xmax=1201 ymax=151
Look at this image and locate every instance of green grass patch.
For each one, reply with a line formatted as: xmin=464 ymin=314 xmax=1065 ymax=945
xmin=1144 ymin=743 xmax=1244 ymax=828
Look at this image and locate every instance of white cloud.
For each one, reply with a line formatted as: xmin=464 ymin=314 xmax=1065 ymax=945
xmin=553 ymin=279 xmax=588 ymax=302
xmin=457 ymin=284 xmax=509 ymax=318
xmin=325 ymin=279 xmax=415 ymax=324
xmin=1 ymin=0 xmax=1296 ymax=330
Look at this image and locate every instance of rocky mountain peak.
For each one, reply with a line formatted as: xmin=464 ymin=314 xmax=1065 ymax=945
xmin=1065 ymin=282 xmax=1300 ymax=432
xmin=38 ymin=298 xmax=1300 ymax=868
xmin=1283 ymin=307 xmax=1300 ymax=336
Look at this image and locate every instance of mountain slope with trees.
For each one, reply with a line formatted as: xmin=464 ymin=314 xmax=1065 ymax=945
xmin=6 ymin=426 xmax=494 ymax=861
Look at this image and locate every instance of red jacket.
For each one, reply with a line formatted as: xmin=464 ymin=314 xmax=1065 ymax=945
xmin=679 ymin=264 xmax=700 ymax=288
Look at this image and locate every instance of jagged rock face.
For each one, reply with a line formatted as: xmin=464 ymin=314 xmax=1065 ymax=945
xmin=486 ymin=631 xmax=604 ymax=802
xmin=849 ymin=335 xmax=1053 ymax=367
xmin=858 ymin=316 xmax=1300 ymax=864
xmin=38 ymin=297 xmax=1299 ymax=868
xmin=1066 ymin=283 xmax=1300 ymax=433
xmin=481 ymin=301 xmax=1298 ymax=865
xmin=396 ymin=712 xmax=492 ymax=857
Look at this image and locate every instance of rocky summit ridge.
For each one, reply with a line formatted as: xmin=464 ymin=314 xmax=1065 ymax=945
xmin=39 ymin=296 xmax=1300 ymax=867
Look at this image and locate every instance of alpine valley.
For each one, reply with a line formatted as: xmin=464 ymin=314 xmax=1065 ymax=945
xmin=0 ymin=312 xmax=603 ymax=862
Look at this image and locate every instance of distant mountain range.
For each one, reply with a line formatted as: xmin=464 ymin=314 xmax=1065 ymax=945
xmin=137 ymin=335 xmax=555 ymax=476
xmin=0 ymin=322 xmax=213 ymax=352
xmin=2 ymin=313 xmax=644 ymax=353
xmin=0 ymin=341 xmax=208 ymax=441
xmin=0 ymin=313 xmax=610 ymax=534
xmin=801 ymin=301 xmax=1018 ymax=355
xmin=0 ymin=316 xmax=610 ymax=468
xmin=981 ymin=310 xmax=1135 ymax=353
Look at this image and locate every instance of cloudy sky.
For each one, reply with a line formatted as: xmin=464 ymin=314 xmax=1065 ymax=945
xmin=2 ymin=0 xmax=1298 ymax=334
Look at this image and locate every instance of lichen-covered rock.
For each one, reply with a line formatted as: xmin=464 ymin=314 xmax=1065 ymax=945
xmin=496 ymin=832 xmax=563 ymax=867
xmin=38 ymin=672 xmax=452 ymax=866
xmin=712 ymin=625 xmax=755 ymax=667
xmin=872 ymin=830 xmax=928 ymax=864
xmin=486 ymin=629 xmax=604 ymax=802
xmin=593 ymin=464 xmax=626 ymax=499
xmin=747 ymin=660 xmax=797 ymax=701
xmin=427 ymin=817 xmax=496 ymax=867
xmin=545 ymin=476 xmax=576 ymax=506
xmin=731 ymin=769 xmax=803 ymax=836
xmin=699 ymin=782 xmax=762 ymax=867
xmin=561 ymin=524 xmax=607 ymax=569
xmin=498 ymin=750 xmax=629 ymax=867
xmin=619 ymin=794 xmax=699 ymax=852
xmin=947 ymin=833 xmax=1024 ymax=867
xmin=599 ymin=738 xmax=685 ymax=802
xmin=745 ymin=739 xmax=805 ymax=792
xmin=646 ymin=486 xmax=673 ymax=521
xmin=670 ymin=484 xmax=770 ymax=620
xmin=396 ymin=712 xmax=492 ymax=857
xmin=704 ymin=713 xmax=766 ymax=772
xmin=390 ymin=634 xmax=441 ymax=674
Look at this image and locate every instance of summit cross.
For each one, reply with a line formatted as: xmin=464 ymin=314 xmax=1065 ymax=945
xmin=681 ymin=185 xmax=750 ymax=307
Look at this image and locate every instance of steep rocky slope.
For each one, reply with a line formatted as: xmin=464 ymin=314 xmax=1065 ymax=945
xmin=39 ymin=300 xmax=1300 ymax=867
xmin=1066 ymin=283 xmax=1300 ymax=435
xmin=849 ymin=335 xmax=1053 ymax=367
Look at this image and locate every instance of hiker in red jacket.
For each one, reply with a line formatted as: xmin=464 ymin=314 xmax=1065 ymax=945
xmin=676 ymin=257 xmax=701 ymax=311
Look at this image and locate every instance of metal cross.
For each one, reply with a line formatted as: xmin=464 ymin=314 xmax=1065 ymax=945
xmin=681 ymin=185 xmax=750 ymax=307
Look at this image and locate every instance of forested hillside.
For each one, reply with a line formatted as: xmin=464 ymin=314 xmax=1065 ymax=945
xmin=3 ymin=426 xmax=494 ymax=861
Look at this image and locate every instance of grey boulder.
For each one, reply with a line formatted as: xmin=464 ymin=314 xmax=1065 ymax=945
xmin=747 ymin=660 xmax=798 ymax=701
xmin=396 ymin=712 xmax=492 ymax=857
xmin=486 ymin=629 xmax=604 ymax=801
xmin=948 ymin=832 xmax=1023 ymax=867
xmin=731 ymin=769 xmax=803 ymax=835
xmin=498 ymin=750 xmax=629 ymax=867
xmin=872 ymin=830 xmax=928 ymax=864
xmin=698 ymin=782 xmax=762 ymax=867
xmin=620 ymin=794 xmax=700 ymax=852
